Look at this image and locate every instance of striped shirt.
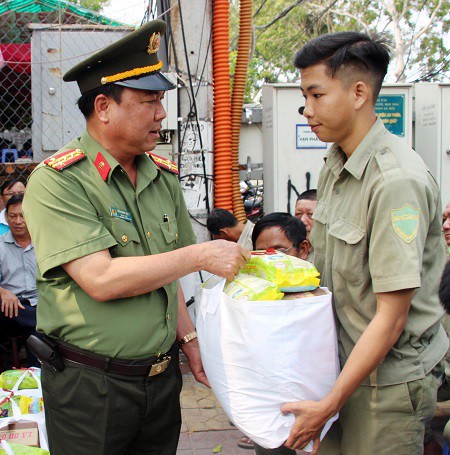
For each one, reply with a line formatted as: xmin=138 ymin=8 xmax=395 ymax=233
xmin=0 ymin=231 xmax=38 ymax=306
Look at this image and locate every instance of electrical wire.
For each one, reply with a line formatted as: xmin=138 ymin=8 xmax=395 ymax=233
xmin=177 ymin=0 xmax=211 ymax=213
xmin=253 ymin=0 xmax=270 ymax=19
xmin=254 ymin=0 xmax=307 ymax=30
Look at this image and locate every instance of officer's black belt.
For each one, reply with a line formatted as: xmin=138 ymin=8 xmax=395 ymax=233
xmin=56 ymin=343 xmax=171 ymax=377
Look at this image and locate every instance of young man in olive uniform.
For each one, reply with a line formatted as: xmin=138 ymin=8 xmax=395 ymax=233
xmin=23 ymin=20 xmax=249 ymax=455
xmin=279 ymin=33 xmax=448 ymax=454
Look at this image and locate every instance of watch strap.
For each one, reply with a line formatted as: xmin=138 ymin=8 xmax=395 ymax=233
xmin=177 ymin=330 xmax=198 ymax=348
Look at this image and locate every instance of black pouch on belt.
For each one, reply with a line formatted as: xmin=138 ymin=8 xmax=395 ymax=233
xmin=27 ymin=335 xmax=65 ymax=372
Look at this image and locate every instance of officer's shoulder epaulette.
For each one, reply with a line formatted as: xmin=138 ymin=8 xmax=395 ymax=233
xmin=147 ymin=152 xmax=179 ymax=175
xmin=44 ymin=149 xmax=86 ymax=171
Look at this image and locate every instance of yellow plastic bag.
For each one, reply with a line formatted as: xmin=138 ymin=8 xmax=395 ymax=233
xmin=223 ymin=273 xmax=284 ymax=301
xmin=0 ymin=370 xmax=40 ymax=391
xmin=241 ymin=250 xmax=320 ymax=290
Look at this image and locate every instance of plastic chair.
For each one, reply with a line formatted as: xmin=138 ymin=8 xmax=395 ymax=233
xmin=1 ymin=148 xmax=18 ymax=163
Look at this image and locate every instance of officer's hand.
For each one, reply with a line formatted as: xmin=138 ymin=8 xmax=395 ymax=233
xmin=181 ymin=339 xmax=210 ymax=387
xmin=0 ymin=289 xmax=24 ymax=318
xmin=281 ymin=399 xmax=334 ymax=454
xmin=202 ymin=240 xmax=251 ymax=281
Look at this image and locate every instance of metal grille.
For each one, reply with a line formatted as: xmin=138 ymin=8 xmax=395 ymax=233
xmin=0 ymin=0 xmax=130 ymax=186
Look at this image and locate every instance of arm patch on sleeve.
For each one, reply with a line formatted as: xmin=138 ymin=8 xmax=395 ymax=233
xmin=391 ymin=204 xmax=420 ymax=243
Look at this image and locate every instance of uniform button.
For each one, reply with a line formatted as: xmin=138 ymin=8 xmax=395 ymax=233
xmin=121 ymin=235 xmax=128 ymax=243
xmin=147 ymin=231 xmax=151 ymax=238
xmin=413 ymin=360 xmax=420 ymax=366
xmin=335 ymin=188 xmax=340 ymax=194
xmin=175 ymin=233 xmax=178 ymax=241
xmin=380 ymin=149 xmax=386 ymax=155
xmin=166 ymin=314 xmax=170 ymax=320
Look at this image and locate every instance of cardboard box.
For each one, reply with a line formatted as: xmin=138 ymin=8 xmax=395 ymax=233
xmin=0 ymin=420 xmax=39 ymax=447
xmin=282 ymin=287 xmax=330 ymax=300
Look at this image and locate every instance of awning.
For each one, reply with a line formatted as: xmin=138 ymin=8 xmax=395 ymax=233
xmin=0 ymin=43 xmax=31 ymax=74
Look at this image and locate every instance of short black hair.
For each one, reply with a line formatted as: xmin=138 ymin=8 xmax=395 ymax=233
xmin=77 ymin=83 xmax=126 ymax=119
xmin=293 ymin=32 xmax=391 ymax=101
xmin=439 ymin=261 xmax=450 ymax=314
xmin=1 ymin=179 xmax=25 ymax=196
xmin=206 ymin=208 xmax=238 ymax=236
xmin=297 ymin=189 xmax=317 ymax=202
xmin=252 ymin=212 xmax=307 ymax=250
xmin=6 ymin=193 xmax=23 ymax=213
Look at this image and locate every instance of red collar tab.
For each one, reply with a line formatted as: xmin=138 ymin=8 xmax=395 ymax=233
xmin=94 ymin=152 xmax=111 ymax=181
xmin=44 ymin=149 xmax=86 ymax=171
xmin=147 ymin=152 xmax=179 ymax=175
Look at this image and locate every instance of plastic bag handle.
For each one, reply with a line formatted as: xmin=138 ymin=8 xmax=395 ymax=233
xmin=1 ymin=440 xmax=15 ymax=455
xmin=10 ymin=368 xmax=42 ymax=394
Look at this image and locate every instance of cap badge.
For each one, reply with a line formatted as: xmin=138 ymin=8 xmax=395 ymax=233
xmin=147 ymin=32 xmax=161 ymax=55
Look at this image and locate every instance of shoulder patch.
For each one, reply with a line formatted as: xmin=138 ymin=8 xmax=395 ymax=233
xmin=147 ymin=152 xmax=179 ymax=175
xmin=391 ymin=204 xmax=420 ymax=243
xmin=44 ymin=149 xmax=86 ymax=171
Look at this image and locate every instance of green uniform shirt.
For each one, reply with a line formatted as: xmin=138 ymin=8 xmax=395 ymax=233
xmin=23 ymin=130 xmax=196 ymax=359
xmin=311 ymin=118 xmax=448 ymax=386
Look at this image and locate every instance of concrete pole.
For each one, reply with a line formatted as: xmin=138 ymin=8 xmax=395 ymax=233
xmin=160 ymin=0 xmax=214 ymax=244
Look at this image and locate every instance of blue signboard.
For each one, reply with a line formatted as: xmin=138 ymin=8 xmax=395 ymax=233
xmin=375 ymin=94 xmax=405 ymax=137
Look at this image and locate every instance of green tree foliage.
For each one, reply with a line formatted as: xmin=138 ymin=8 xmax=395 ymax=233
xmin=230 ymin=0 xmax=449 ymax=102
xmin=72 ymin=0 xmax=111 ymax=13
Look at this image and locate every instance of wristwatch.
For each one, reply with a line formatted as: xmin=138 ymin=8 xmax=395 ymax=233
xmin=177 ymin=330 xmax=198 ymax=348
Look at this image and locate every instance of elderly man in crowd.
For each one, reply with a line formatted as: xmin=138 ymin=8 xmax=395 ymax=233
xmin=0 ymin=194 xmax=39 ymax=367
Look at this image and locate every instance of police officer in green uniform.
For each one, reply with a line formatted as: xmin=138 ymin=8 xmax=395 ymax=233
xmin=276 ymin=32 xmax=448 ymax=454
xmin=23 ymin=20 xmax=250 ymax=455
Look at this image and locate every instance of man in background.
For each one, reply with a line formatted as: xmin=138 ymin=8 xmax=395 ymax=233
xmin=294 ymin=189 xmax=317 ymax=240
xmin=207 ymin=208 xmax=254 ymax=250
xmin=253 ymin=212 xmax=310 ymax=260
xmin=0 ymin=179 xmax=26 ymax=235
xmin=443 ymin=201 xmax=450 ymax=256
xmin=0 ymin=194 xmax=39 ymax=367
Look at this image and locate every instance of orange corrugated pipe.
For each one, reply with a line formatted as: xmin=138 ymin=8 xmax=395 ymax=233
xmin=212 ymin=0 xmax=233 ymax=210
xmin=231 ymin=0 xmax=253 ymax=222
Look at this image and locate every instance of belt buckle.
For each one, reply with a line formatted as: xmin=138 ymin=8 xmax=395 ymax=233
xmin=148 ymin=355 xmax=171 ymax=377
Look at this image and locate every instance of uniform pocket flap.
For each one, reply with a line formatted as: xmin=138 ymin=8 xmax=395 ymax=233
xmin=329 ymin=218 xmax=365 ymax=245
xmin=113 ymin=220 xmax=141 ymax=246
xmin=159 ymin=220 xmax=178 ymax=244
xmin=312 ymin=201 xmax=329 ymax=224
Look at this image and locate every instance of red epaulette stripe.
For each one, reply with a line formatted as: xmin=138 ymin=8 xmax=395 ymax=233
xmin=146 ymin=152 xmax=179 ymax=175
xmin=44 ymin=149 xmax=86 ymax=171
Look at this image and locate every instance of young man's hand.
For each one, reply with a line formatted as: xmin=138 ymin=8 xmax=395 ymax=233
xmin=281 ymin=399 xmax=335 ymax=453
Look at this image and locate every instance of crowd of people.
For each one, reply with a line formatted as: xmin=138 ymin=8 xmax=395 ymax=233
xmin=0 ymin=18 xmax=450 ymax=455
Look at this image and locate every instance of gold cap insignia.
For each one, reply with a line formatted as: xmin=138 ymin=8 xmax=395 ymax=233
xmin=147 ymin=32 xmax=161 ymax=55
